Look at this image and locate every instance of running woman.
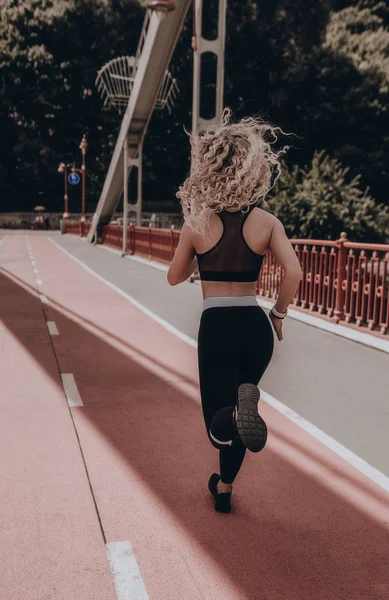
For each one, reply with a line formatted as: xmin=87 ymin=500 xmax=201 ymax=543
xmin=167 ymin=110 xmax=302 ymax=513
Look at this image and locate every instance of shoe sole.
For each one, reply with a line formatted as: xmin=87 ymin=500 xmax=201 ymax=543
xmin=236 ymin=383 xmax=267 ymax=453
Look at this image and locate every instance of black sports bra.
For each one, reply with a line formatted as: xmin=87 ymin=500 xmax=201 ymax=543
xmin=195 ymin=207 xmax=265 ymax=283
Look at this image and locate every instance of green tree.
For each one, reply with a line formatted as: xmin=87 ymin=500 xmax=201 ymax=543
xmin=1 ymin=0 xmax=389 ymax=245
xmin=268 ymin=150 xmax=389 ymax=242
xmin=0 ymin=0 xmax=143 ymax=212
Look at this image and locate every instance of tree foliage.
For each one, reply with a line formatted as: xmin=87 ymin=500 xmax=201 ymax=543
xmin=268 ymin=150 xmax=389 ymax=242
xmin=0 ymin=0 xmax=389 ymax=242
xmin=0 ymin=0 xmax=143 ymax=212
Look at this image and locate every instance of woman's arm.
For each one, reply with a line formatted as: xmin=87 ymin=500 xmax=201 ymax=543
xmin=167 ymin=224 xmax=197 ymax=286
xmin=268 ymin=219 xmax=303 ymax=313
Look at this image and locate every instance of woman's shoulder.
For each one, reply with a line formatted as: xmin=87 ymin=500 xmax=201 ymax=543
xmin=251 ymin=206 xmax=280 ymax=228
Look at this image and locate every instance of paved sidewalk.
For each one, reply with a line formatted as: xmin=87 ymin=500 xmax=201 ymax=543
xmin=1 ymin=233 xmax=388 ymax=600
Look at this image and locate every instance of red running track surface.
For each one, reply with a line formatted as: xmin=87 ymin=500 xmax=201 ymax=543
xmin=0 ymin=233 xmax=388 ymax=600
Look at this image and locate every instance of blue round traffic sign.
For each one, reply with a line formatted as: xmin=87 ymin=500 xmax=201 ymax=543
xmin=68 ymin=172 xmax=80 ymax=185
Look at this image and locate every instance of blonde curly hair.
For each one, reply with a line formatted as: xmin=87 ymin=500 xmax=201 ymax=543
xmin=176 ymin=108 xmax=290 ymax=238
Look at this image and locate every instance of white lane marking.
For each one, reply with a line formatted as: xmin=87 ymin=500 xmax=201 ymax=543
xmin=61 ymin=373 xmax=83 ymax=407
xmin=33 ymin=268 xmax=39 ymax=274
xmin=128 ymin=254 xmax=169 ymax=273
xmin=47 ymin=321 xmax=59 ymax=336
xmin=97 ymin=244 xmax=121 ymax=256
xmin=36 ymin=278 xmax=43 ymax=286
xmin=109 ymin=252 xmax=389 ymax=354
xmin=50 ymin=237 xmax=389 ymax=493
xmin=32 ymin=260 xmax=37 ymax=266
xmin=49 ymin=238 xmax=197 ymax=348
xmin=40 ymin=295 xmax=49 ymax=304
xmin=98 ymin=244 xmax=170 ymax=273
xmin=106 ymin=541 xmax=149 ymax=600
xmin=261 ymin=391 xmax=389 ymax=493
xmin=0 ymin=234 xmax=7 ymax=250
xmin=257 ymin=297 xmax=389 ymax=354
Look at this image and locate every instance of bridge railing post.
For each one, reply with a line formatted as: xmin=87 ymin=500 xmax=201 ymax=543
xmin=333 ymin=232 xmax=348 ymax=323
xmin=170 ymin=224 xmax=175 ymax=261
xmin=129 ymin=223 xmax=135 ymax=255
xmin=148 ymin=223 xmax=152 ymax=259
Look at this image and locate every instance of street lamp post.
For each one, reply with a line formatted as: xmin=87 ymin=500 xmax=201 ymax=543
xmin=79 ymin=135 xmax=88 ymax=222
xmin=58 ymin=134 xmax=88 ymax=221
xmin=58 ymin=162 xmax=71 ymax=218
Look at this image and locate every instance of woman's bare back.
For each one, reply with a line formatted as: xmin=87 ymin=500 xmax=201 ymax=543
xmin=192 ymin=207 xmax=277 ymax=298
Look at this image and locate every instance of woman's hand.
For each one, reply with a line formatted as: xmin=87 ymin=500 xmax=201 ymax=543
xmin=269 ymin=312 xmax=284 ymax=341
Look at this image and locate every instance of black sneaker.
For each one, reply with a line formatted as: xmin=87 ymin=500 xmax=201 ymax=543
xmin=235 ymin=383 xmax=267 ymax=453
xmin=208 ymin=473 xmax=232 ymax=513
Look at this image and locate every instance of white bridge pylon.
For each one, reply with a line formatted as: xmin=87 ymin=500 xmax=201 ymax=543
xmin=87 ymin=0 xmax=227 ymax=245
xmin=87 ymin=2 xmax=192 ymax=242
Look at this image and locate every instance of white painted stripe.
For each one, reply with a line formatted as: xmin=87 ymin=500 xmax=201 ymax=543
xmin=98 ymin=244 xmax=170 ymax=273
xmin=49 ymin=238 xmax=196 ymax=348
xmin=0 ymin=234 xmax=7 ymax=249
xmin=33 ymin=268 xmax=39 ymax=274
xmin=257 ymin=297 xmax=389 ymax=354
xmin=36 ymin=278 xmax=43 ymax=286
xmin=110 ymin=252 xmax=389 ymax=353
xmin=49 ymin=237 xmax=389 ymax=493
xmin=129 ymin=254 xmax=169 ymax=273
xmin=32 ymin=260 xmax=37 ymax=266
xmin=47 ymin=321 xmax=59 ymax=336
xmin=97 ymin=244 xmax=121 ymax=256
xmin=61 ymin=373 xmax=83 ymax=407
xmin=114 ymin=251 xmax=389 ymax=354
xmin=261 ymin=391 xmax=389 ymax=493
xmin=106 ymin=541 xmax=149 ymax=600
xmin=40 ymin=294 xmax=49 ymax=304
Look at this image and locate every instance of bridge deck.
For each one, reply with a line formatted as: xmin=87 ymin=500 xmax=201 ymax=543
xmin=1 ymin=231 xmax=388 ymax=600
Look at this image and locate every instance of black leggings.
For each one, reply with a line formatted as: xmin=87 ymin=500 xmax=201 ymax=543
xmin=198 ymin=305 xmax=274 ymax=484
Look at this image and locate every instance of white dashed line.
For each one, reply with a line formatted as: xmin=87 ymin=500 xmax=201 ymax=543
xmin=40 ymin=295 xmax=49 ymax=304
xmin=61 ymin=374 xmax=83 ymax=407
xmin=36 ymin=279 xmax=43 ymax=286
xmin=47 ymin=321 xmax=59 ymax=336
xmin=106 ymin=542 xmax=149 ymax=600
xmin=99 ymin=248 xmax=389 ymax=353
xmin=50 ymin=237 xmax=389 ymax=493
xmin=49 ymin=239 xmax=196 ymax=348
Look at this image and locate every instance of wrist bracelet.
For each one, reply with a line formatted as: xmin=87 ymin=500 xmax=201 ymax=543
xmin=270 ymin=306 xmax=288 ymax=319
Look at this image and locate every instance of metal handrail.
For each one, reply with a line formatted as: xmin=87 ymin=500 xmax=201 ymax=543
xmin=66 ymin=221 xmax=389 ymax=336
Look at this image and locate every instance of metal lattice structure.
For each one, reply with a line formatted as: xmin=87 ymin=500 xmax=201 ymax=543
xmin=87 ymin=1 xmax=192 ymax=243
xmin=96 ymin=55 xmax=179 ymax=115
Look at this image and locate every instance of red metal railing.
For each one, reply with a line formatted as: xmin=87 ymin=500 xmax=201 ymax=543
xmin=343 ymin=241 xmax=389 ymax=334
xmin=65 ymin=221 xmax=389 ymax=336
xmin=99 ymin=224 xmax=181 ymax=261
xmin=65 ymin=220 xmax=91 ymax=237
